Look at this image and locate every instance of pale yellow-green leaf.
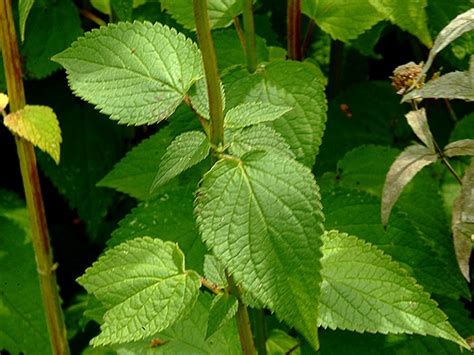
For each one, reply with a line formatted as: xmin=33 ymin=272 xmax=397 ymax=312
xmin=0 ymin=93 xmax=8 ymax=111
xmin=405 ymin=108 xmax=435 ymax=152
xmin=3 ymin=105 xmax=61 ymax=164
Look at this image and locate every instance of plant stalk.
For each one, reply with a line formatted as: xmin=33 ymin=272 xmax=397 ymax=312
xmin=193 ymin=2 xmax=256 ymax=354
xmin=287 ymin=0 xmax=302 ymax=60
xmin=193 ymin=0 xmax=224 ymax=150
xmin=242 ymin=0 xmax=258 ymax=72
xmin=327 ymin=39 xmax=344 ymax=98
xmin=254 ymin=309 xmax=267 ymax=355
xmin=227 ymin=275 xmax=257 ymax=355
xmin=0 ymin=1 xmax=70 ymax=354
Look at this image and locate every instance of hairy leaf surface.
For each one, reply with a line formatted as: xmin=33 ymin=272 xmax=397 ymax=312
xmin=151 ymin=131 xmax=210 ymax=191
xmin=109 ymin=184 xmax=206 ymax=273
xmin=224 ymin=102 xmax=292 ymax=128
xmin=381 ymin=145 xmax=438 ymax=225
xmin=99 ymin=105 xmax=199 ymax=199
xmin=321 ymin=185 xmax=469 ymax=299
xmin=223 ymin=61 xmax=327 ymax=166
xmin=52 ymin=22 xmax=202 ymax=125
xmin=227 ymin=124 xmax=295 ymax=159
xmin=78 ymin=237 xmax=201 ymax=346
xmin=444 ymin=139 xmax=474 ymax=157
xmin=320 ymin=231 xmax=467 ymax=348
xmin=196 ymin=151 xmax=324 ymax=348
xmin=4 ymin=105 xmax=61 ymax=164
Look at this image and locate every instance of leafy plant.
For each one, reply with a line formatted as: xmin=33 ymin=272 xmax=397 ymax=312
xmin=1 ymin=0 xmax=473 ymax=354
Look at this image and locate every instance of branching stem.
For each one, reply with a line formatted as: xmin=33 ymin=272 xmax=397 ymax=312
xmin=0 ymin=1 xmax=69 ymax=354
xmin=193 ymin=2 xmax=256 ymax=354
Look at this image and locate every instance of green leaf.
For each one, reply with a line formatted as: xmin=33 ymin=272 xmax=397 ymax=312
xmin=151 ymin=131 xmax=210 ymax=191
xmin=368 ymin=0 xmax=431 ymax=47
xmin=266 ymin=329 xmax=301 ymax=355
xmin=112 ymin=293 xmax=241 ymax=354
xmin=405 ymin=108 xmax=435 ymax=152
xmin=224 ymin=102 xmax=292 ymax=128
xmin=78 ymin=237 xmax=201 ymax=346
xmin=52 ymin=22 xmax=202 ymax=125
xmin=206 ymin=293 xmax=238 ymax=339
xmin=188 ymin=77 xmax=226 ymax=120
xmin=196 ymin=151 xmax=324 ymax=348
xmin=203 ymin=254 xmax=227 ymax=288
xmin=321 ymin=185 xmax=469 ymax=299
xmin=22 ymin=0 xmax=83 ymax=79
xmin=109 ymin=184 xmax=206 ymax=274
xmin=18 ymin=0 xmax=35 ymax=41
xmin=381 ymin=144 xmax=438 ymax=225
xmin=320 ymin=230 xmax=468 ymax=349
xmin=317 ymin=81 xmax=407 ymax=173
xmin=444 ymin=139 xmax=474 ymax=157
xmin=0 ymin=190 xmax=51 ymax=355
xmin=452 ymin=160 xmax=474 ymax=281
xmin=98 ymin=105 xmax=200 ymax=200
xmin=227 ymin=124 xmax=295 ymax=159
xmin=161 ymin=0 xmax=242 ymax=30
xmin=213 ymin=28 xmax=269 ymax=72
xmin=302 ymin=0 xmax=383 ymax=42
xmin=223 ymin=61 xmax=327 ymax=167
xmin=4 ymin=105 xmax=61 ymax=164
xmin=111 ymin=0 xmax=133 ymax=21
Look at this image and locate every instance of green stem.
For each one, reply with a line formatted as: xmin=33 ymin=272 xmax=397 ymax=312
xmin=301 ymin=19 xmax=315 ymax=59
xmin=233 ymin=17 xmax=247 ymax=53
xmin=0 ymin=1 xmax=70 ymax=354
xmin=287 ymin=0 xmax=302 ymax=61
xmin=254 ymin=309 xmax=267 ymax=355
xmin=227 ymin=275 xmax=257 ymax=355
xmin=242 ymin=0 xmax=257 ymax=72
xmin=193 ymin=0 xmax=224 ymax=151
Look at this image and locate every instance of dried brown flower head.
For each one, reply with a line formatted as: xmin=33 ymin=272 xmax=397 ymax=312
xmin=390 ymin=62 xmax=424 ymax=95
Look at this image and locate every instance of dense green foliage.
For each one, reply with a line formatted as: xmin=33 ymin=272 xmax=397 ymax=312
xmin=1 ymin=0 xmax=473 ymax=354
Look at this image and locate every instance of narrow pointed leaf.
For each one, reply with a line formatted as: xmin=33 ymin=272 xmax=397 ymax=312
xmin=19 ymin=0 xmax=35 ymax=41
xmin=224 ymin=102 xmax=292 ymax=128
xmin=444 ymin=139 xmax=474 ymax=157
xmin=382 ymin=145 xmax=438 ymax=225
xmin=452 ymin=160 xmax=474 ymax=281
xmin=52 ymin=22 xmax=202 ymax=125
xmin=320 ymin=230 xmax=468 ymax=349
xmin=405 ymin=109 xmax=435 ymax=152
xmin=77 ymin=237 xmax=201 ymax=346
xmin=151 ymin=131 xmax=210 ymax=191
xmin=4 ymin=105 xmax=61 ymax=164
xmin=195 ymin=151 xmax=324 ymax=348
xmin=206 ymin=293 xmax=238 ymax=339
xmin=228 ymin=124 xmax=295 ymax=159
xmin=422 ymin=8 xmax=474 ymax=78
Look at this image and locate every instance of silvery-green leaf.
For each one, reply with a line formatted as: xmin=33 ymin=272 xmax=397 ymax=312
xmin=405 ymin=108 xmax=435 ymax=152
xmin=444 ymin=139 xmax=474 ymax=158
